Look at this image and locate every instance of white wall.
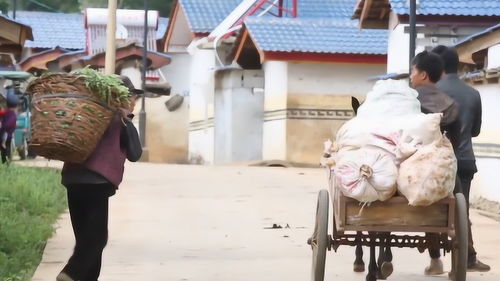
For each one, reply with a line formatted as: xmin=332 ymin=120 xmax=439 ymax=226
xmin=263 ymin=119 xmax=287 ymax=161
xmin=469 ymin=83 xmax=500 ymax=203
xmin=262 ymin=61 xmax=288 ymax=160
xmin=472 ymin=159 xmax=500 ymax=203
xmin=144 ymin=53 xmax=191 ymax=163
xmin=188 ymin=127 xmax=214 ymax=164
xmin=487 ymin=44 xmax=500 ymax=69
xmin=188 ymin=48 xmax=216 ymax=163
xmin=214 ymin=69 xmax=264 ymax=164
xmin=287 ymin=61 xmax=385 ymax=96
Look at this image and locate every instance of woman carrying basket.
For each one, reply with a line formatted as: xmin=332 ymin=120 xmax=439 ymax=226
xmin=56 ymin=76 xmax=142 ymax=281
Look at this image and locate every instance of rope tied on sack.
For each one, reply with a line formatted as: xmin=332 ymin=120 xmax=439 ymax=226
xmin=356 ymin=164 xmax=374 ymax=216
xmin=359 ymin=164 xmax=373 ymax=179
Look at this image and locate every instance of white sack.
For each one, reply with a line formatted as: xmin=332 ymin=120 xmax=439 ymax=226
xmin=357 ymin=79 xmax=422 ymax=118
xmin=397 ymin=135 xmax=457 ymax=206
xmin=335 ymin=113 xmax=443 ymax=164
xmin=334 ymin=148 xmax=398 ymax=202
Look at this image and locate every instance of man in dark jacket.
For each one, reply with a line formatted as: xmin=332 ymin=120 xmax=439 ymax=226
xmin=432 ymin=45 xmax=489 ymax=272
xmin=410 ymin=51 xmax=461 ymax=276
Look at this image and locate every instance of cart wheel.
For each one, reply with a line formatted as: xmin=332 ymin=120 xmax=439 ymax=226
xmin=451 ymin=193 xmax=468 ymax=281
xmin=310 ymin=189 xmax=329 ymax=281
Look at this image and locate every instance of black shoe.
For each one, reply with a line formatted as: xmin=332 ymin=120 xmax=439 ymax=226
xmin=467 ymin=259 xmax=491 ymax=272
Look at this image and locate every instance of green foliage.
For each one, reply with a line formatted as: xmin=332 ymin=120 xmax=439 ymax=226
xmin=0 ymin=165 xmax=67 ymax=281
xmin=73 ymin=66 xmax=130 ymax=107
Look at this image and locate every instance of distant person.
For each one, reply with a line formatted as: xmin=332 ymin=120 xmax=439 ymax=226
xmin=0 ymin=88 xmax=19 ymax=164
xmin=410 ymin=50 xmax=462 ymax=276
xmin=431 ymin=45 xmax=489 ymax=272
xmin=56 ymin=76 xmax=143 ymax=281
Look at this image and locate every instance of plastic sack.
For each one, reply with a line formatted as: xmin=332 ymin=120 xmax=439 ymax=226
xmin=397 ymin=135 xmax=457 ymax=206
xmin=334 ymin=148 xmax=398 ymax=202
xmin=335 ymin=113 xmax=443 ymax=164
xmin=357 ymin=79 xmax=421 ymax=118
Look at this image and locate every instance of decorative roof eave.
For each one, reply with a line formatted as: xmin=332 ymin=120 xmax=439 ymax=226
xmin=19 ymin=46 xmax=70 ymax=72
xmin=262 ymin=51 xmax=387 ymax=64
xmin=352 ymin=0 xmax=391 ymax=29
xmin=79 ymin=43 xmax=171 ymax=70
xmin=46 ymin=50 xmax=87 ymax=72
xmin=48 ymin=43 xmax=171 ymax=72
xmin=396 ymin=14 xmax=500 ymax=26
xmin=0 ymin=14 xmax=34 ymax=51
xmin=455 ymin=27 xmax=500 ymax=64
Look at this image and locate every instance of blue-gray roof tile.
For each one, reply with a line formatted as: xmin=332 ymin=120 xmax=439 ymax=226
xmin=245 ymin=17 xmax=388 ymax=55
xmin=390 ymin=0 xmax=500 ymax=16
xmin=297 ymin=0 xmax=358 ymax=18
xmin=180 ymin=0 xmax=242 ymax=33
xmin=11 ymin=11 xmax=85 ymax=49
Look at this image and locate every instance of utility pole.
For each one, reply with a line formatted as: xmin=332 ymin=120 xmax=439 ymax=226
xmin=104 ymin=0 xmax=117 ymax=74
xmin=12 ymin=0 xmax=17 ymax=19
xmin=409 ymin=0 xmax=417 ymax=72
xmin=139 ymin=0 xmax=149 ymax=147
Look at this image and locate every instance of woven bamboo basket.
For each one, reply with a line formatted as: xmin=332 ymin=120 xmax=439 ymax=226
xmin=27 ymin=74 xmax=115 ymax=163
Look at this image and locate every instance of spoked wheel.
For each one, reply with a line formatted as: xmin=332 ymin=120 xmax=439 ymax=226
xmin=309 ymin=189 xmax=329 ymax=281
xmin=450 ymin=193 xmax=468 ymax=281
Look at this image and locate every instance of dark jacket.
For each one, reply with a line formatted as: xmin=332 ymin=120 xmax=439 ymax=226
xmin=0 ymin=109 xmax=16 ymax=142
xmin=437 ymin=74 xmax=482 ymax=173
xmin=62 ymin=114 xmax=127 ymax=189
xmin=415 ymin=84 xmax=461 ymax=152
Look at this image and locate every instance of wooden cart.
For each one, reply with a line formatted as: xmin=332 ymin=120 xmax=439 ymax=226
xmin=308 ymin=184 xmax=468 ymax=281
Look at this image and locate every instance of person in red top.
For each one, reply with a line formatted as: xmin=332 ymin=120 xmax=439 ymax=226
xmin=0 ymin=89 xmax=19 ymax=164
xmin=56 ymin=76 xmax=143 ymax=281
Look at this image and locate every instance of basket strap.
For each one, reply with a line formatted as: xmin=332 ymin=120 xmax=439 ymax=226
xmin=31 ymin=93 xmax=114 ymax=111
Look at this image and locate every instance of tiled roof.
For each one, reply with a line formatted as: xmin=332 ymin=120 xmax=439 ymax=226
xmin=296 ymin=0 xmax=358 ymax=18
xmin=390 ymin=0 xmax=500 ymax=16
xmin=157 ymin=17 xmax=169 ymax=39
xmin=11 ymin=11 xmax=85 ymax=49
xmin=455 ymin=23 xmax=500 ymax=46
xmin=179 ymin=0 xmax=242 ymax=33
xmin=244 ymin=17 xmax=388 ymax=55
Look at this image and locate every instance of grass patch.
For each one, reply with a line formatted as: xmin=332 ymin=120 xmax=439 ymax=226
xmin=0 ymin=164 xmax=67 ymax=281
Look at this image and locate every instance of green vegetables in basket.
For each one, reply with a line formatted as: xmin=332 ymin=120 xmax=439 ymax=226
xmin=72 ymin=66 xmax=131 ymax=108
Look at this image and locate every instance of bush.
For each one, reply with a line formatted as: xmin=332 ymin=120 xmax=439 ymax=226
xmin=0 ymin=165 xmax=66 ymax=281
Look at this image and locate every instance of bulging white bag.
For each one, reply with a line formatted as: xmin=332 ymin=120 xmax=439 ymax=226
xmin=335 ymin=113 xmax=443 ymax=164
xmin=334 ymin=148 xmax=398 ymax=202
xmin=397 ymin=135 xmax=457 ymax=206
xmin=357 ymin=79 xmax=421 ymax=118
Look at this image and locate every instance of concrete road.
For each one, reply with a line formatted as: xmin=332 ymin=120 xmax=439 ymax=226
xmin=30 ymin=162 xmax=500 ymax=281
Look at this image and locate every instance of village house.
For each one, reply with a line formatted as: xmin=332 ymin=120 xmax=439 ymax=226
xmin=163 ymin=0 xmax=388 ymax=165
xmin=353 ymin=0 xmax=500 ymax=72
xmin=11 ymin=10 xmax=179 ymax=163
xmin=0 ymin=14 xmax=33 ymax=94
xmin=352 ymin=0 xmax=500 ymax=204
xmin=161 ymin=0 xmax=242 ymax=164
